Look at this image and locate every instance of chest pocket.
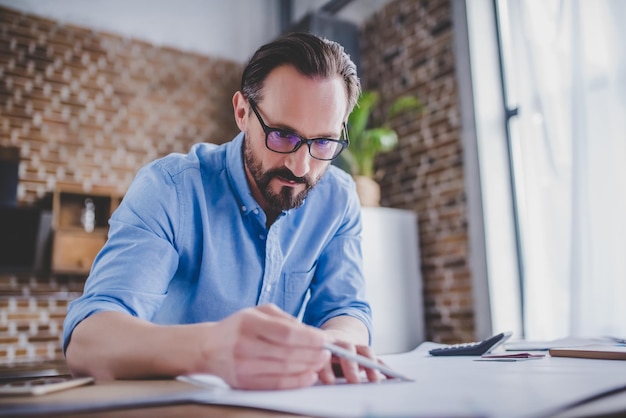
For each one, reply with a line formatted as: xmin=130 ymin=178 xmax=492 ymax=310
xmin=282 ymin=262 xmax=317 ymax=316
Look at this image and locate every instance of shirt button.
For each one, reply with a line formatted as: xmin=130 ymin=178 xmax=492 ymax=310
xmin=266 ymin=284 xmax=272 ymax=292
xmin=253 ymin=208 xmax=259 ymax=215
xmin=241 ymin=205 xmax=246 ymax=212
xmin=259 ymin=234 xmax=265 ymax=240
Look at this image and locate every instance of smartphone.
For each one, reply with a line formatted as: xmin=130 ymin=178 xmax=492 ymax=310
xmin=0 ymin=376 xmax=94 ymax=396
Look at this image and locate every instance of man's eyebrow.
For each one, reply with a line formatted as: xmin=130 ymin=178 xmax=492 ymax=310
xmin=267 ymin=119 xmax=341 ymax=140
xmin=257 ymin=105 xmax=342 ymax=139
xmin=266 ymin=119 xmax=300 ymax=135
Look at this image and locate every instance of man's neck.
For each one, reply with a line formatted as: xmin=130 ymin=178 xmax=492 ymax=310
xmin=265 ymin=211 xmax=280 ymax=229
xmin=244 ymin=161 xmax=280 ymax=228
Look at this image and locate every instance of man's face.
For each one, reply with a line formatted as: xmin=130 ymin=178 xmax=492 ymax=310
xmin=234 ymin=65 xmax=348 ymax=214
xmin=243 ymin=140 xmax=314 ymax=212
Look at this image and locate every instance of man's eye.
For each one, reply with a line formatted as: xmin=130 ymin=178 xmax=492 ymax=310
xmin=313 ymin=139 xmax=335 ymax=149
xmin=275 ymin=130 xmax=295 ymax=140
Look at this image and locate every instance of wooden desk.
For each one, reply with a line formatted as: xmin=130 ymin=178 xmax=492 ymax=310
xmin=50 ymin=404 xmax=301 ymax=418
xmin=0 ymin=379 xmax=305 ymax=418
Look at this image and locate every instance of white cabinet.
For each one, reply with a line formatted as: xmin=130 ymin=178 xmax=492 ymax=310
xmin=361 ymin=207 xmax=424 ymax=354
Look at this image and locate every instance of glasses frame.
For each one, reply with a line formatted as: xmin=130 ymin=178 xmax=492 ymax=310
xmin=248 ymin=99 xmax=349 ymax=161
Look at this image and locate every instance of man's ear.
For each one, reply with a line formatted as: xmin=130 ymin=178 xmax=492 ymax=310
xmin=232 ymin=91 xmax=248 ymax=131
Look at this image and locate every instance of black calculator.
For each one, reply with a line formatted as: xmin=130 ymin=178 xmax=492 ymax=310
xmin=429 ymin=332 xmax=513 ymax=356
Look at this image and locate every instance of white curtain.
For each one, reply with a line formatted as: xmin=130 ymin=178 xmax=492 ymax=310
xmin=503 ymin=0 xmax=626 ymax=339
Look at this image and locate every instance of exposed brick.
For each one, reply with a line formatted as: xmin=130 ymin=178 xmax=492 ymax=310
xmin=14 ymin=348 xmax=28 ymax=358
xmin=1 ymin=5 xmax=242 ymax=204
xmin=362 ymin=0 xmax=473 ymax=343
xmin=0 ymin=336 xmax=19 ymax=344
xmin=27 ymin=332 xmax=59 ymax=343
xmin=6 ymin=313 xmax=39 ymax=321
xmin=15 ymin=299 xmax=31 ymax=308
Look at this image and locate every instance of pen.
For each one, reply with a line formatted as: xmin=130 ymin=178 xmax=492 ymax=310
xmin=323 ymin=343 xmax=414 ymax=382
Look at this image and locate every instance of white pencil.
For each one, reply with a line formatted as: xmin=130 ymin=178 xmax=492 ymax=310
xmin=323 ymin=343 xmax=414 ymax=382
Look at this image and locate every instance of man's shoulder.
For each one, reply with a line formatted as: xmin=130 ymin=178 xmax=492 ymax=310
xmin=151 ymin=142 xmax=227 ymax=178
xmin=320 ymin=165 xmax=356 ymax=192
xmin=309 ymin=166 xmax=359 ymax=211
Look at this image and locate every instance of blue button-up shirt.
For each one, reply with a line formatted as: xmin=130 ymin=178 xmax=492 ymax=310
xmin=63 ymin=133 xmax=371 ymax=351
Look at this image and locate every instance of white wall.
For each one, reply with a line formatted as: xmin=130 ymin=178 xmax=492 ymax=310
xmin=0 ymin=0 xmax=394 ymax=63
xmin=0 ymin=0 xmax=280 ymax=63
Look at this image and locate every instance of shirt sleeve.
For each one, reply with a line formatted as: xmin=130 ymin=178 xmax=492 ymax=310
xmin=62 ymin=160 xmax=182 ymax=353
xmin=302 ymin=180 xmax=373 ymax=344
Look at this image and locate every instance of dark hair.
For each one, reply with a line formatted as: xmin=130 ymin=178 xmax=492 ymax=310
xmin=241 ymin=32 xmax=361 ymax=116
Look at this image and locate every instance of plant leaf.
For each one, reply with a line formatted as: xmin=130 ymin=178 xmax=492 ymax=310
xmin=367 ymin=128 xmax=398 ymax=152
xmin=388 ymin=95 xmax=422 ymax=121
xmin=343 ymin=90 xmax=421 ymax=177
xmin=348 ymin=91 xmax=379 ymax=142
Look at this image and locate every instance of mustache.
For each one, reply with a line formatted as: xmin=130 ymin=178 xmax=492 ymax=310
xmin=266 ymin=168 xmax=308 ymax=185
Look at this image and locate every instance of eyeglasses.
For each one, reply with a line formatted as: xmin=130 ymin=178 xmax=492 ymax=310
xmin=248 ymin=99 xmax=349 ymax=161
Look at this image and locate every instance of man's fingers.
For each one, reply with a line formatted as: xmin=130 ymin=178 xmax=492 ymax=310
xmin=317 ymin=361 xmax=336 ymax=385
xmin=332 ymin=341 xmax=361 ymax=383
xmin=245 ymin=305 xmax=326 ymax=348
xmin=234 ymin=354 xmax=326 ymax=377
xmin=355 ymin=345 xmax=382 ymax=382
xmin=325 ymin=342 xmax=384 ymax=384
xmin=234 ymin=335 xmax=330 ymax=367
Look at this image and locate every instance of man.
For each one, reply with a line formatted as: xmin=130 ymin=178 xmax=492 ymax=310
xmin=63 ymin=32 xmax=380 ymax=390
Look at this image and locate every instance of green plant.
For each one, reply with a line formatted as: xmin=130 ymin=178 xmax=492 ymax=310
xmin=339 ymin=91 xmax=422 ymax=178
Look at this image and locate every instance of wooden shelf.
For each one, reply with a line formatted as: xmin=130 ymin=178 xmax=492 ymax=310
xmin=51 ymin=186 xmax=122 ymax=275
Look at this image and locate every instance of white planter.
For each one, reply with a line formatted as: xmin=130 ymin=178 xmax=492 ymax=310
xmin=361 ymin=207 xmax=424 ymax=354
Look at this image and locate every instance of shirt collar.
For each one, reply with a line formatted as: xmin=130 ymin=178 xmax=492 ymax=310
xmin=226 ymin=132 xmax=259 ymax=217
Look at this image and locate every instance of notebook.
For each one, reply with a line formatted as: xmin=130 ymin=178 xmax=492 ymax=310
xmin=549 ymin=345 xmax=626 ymax=360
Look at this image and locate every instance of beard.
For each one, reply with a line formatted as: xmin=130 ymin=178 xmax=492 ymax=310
xmin=243 ymin=137 xmax=320 ymax=212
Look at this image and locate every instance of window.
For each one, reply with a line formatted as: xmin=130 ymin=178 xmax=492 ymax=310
xmin=494 ymin=0 xmax=626 ymax=339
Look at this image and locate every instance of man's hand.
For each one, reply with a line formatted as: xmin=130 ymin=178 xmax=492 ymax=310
xmin=205 ymin=304 xmax=330 ymax=390
xmin=317 ymin=315 xmax=383 ymax=384
xmin=317 ymin=341 xmax=383 ymax=384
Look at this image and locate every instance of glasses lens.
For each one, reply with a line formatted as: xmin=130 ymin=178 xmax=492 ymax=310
xmin=310 ymin=140 xmax=342 ymax=160
xmin=266 ymin=129 xmax=346 ymax=160
xmin=267 ymin=131 xmax=301 ymax=153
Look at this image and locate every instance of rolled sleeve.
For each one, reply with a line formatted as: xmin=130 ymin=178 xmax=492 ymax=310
xmin=62 ymin=162 xmax=181 ymax=353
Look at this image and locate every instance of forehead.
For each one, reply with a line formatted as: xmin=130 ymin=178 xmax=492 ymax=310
xmin=258 ymin=65 xmax=347 ymax=136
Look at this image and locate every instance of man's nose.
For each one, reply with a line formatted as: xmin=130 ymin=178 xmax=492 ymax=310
xmin=284 ymin=145 xmax=311 ymax=178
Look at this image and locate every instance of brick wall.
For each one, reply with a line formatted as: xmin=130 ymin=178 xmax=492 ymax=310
xmin=0 ymin=274 xmax=84 ymax=362
xmin=0 ymin=6 xmax=242 ymax=363
xmin=0 ymin=6 xmax=241 ymax=204
xmin=361 ymin=0 xmax=475 ymax=343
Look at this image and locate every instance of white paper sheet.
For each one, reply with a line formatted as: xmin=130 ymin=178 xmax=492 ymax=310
xmin=182 ymin=342 xmax=626 ymax=418
xmin=504 ymin=336 xmax=619 ymax=351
